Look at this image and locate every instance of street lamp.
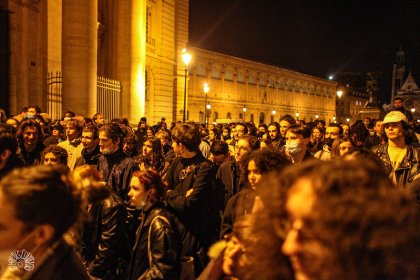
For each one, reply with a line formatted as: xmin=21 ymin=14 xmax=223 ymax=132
xmin=181 ymin=48 xmax=191 ymax=122
xmin=315 ymin=114 xmax=319 ymax=119
xmin=337 ymin=90 xmax=343 ymax=123
xmin=295 ymin=112 xmax=299 ymax=120
xmin=272 ymin=108 xmax=276 ymax=115
xmin=332 ymin=116 xmax=336 ymax=123
xmin=203 ymin=83 xmax=210 ymax=126
xmin=411 ymin=107 xmax=416 ymax=114
xmin=346 ymin=118 xmax=350 ymax=123
xmin=243 ymin=105 xmax=247 ymax=121
xmin=206 ymin=103 xmax=211 ymax=125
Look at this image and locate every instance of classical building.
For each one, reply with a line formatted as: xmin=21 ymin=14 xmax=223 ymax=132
xmin=0 ymin=0 xmax=337 ymax=125
xmin=389 ymin=47 xmax=420 ymax=119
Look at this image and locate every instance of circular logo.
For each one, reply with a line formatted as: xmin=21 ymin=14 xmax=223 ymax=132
xmin=8 ymin=250 xmax=35 ymax=272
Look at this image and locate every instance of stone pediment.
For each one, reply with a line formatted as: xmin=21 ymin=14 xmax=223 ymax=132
xmin=399 ymin=72 xmax=420 ymax=93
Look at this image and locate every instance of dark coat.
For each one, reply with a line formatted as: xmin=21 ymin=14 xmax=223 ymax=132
xmin=220 ymin=188 xmax=255 ymax=238
xmin=97 ymin=149 xmax=139 ymax=204
xmin=29 ymin=239 xmax=89 ymax=280
xmin=371 ymin=143 xmax=420 ymax=187
xmin=75 ymin=145 xmax=101 ymax=167
xmin=215 ymin=161 xmax=244 ymax=212
xmin=165 ymin=153 xmax=220 ymax=273
xmin=17 ymin=143 xmax=44 ymax=166
xmin=127 ymin=202 xmax=181 ymax=280
xmin=82 ymin=192 xmax=130 ymax=279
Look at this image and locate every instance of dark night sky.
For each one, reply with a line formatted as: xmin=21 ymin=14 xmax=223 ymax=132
xmin=189 ymin=0 xmax=420 ymax=103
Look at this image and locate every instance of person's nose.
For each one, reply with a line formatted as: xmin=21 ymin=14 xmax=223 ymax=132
xmin=281 ymin=228 xmax=301 ymax=257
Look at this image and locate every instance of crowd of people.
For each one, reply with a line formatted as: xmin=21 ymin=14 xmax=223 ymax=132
xmin=0 ymin=99 xmax=419 ymax=280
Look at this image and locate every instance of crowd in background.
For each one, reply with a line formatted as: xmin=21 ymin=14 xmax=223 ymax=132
xmin=0 ymin=98 xmax=419 ymax=280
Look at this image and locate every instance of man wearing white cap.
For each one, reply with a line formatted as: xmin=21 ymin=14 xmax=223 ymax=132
xmin=371 ymin=111 xmax=420 ymax=187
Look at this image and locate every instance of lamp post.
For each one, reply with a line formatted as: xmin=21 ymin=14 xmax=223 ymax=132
xmin=315 ymin=114 xmax=319 ymax=120
xmin=206 ymin=103 xmax=211 ymax=125
xmin=295 ymin=112 xmax=299 ymax=120
xmin=272 ymin=108 xmax=276 ymax=115
xmin=181 ymin=48 xmax=191 ymax=123
xmin=243 ymin=105 xmax=247 ymax=122
xmin=337 ymin=90 xmax=343 ymax=123
xmin=203 ymin=83 xmax=210 ymax=126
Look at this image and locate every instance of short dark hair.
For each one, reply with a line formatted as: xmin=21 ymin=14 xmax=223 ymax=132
xmin=43 ymin=144 xmax=68 ymax=165
xmin=238 ymin=135 xmax=260 ymax=151
xmin=393 ymin=97 xmax=403 ymax=102
xmin=0 ymin=165 xmax=82 ymax=240
xmin=83 ymin=123 xmax=99 ymax=139
xmin=171 ymin=124 xmax=201 ymax=151
xmin=286 ymin=124 xmax=311 ymax=139
xmin=279 ymin=114 xmax=296 ymax=125
xmin=28 ymin=105 xmax=41 ymax=114
xmin=210 ymin=140 xmax=229 ymax=156
xmin=99 ymin=123 xmax=125 ymax=148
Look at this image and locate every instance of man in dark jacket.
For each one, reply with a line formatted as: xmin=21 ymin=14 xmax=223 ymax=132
xmin=97 ymin=123 xmax=139 ymax=204
xmin=371 ymin=111 xmax=420 ymax=187
xmin=165 ymin=123 xmax=220 ymax=276
xmin=215 ymin=135 xmax=260 ymax=213
xmin=76 ymin=124 xmax=101 ymax=167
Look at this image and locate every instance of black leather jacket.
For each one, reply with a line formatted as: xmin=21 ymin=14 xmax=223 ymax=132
xmin=127 ymin=202 xmax=181 ymax=280
xmin=82 ymin=192 xmax=130 ymax=279
xmin=371 ymin=143 xmax=420 ymax=187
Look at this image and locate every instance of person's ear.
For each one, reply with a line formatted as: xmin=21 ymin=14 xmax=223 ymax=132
xmin=0 ymin=149 xmax=11 ymax=162
xmin=34 ymin=224 xmax=55 ymax=246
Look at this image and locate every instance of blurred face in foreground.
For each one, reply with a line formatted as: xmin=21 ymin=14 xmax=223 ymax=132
xmin=282 ymin=178 xmax=328 ymax=280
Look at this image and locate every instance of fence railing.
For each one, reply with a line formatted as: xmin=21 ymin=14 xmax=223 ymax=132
xmin=47 ymin=72 xmax=121 ymax=121
xmin=47 ymin=71 xmax=62 ymax=121
xmin=97 ymin=76 xmax=121 ymax=121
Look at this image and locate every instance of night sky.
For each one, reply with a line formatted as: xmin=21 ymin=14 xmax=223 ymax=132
xmin=189 ymin=0 xmax=420 ymax=103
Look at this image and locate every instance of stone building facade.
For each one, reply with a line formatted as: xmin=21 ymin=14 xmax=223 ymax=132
xmin=1 ymin=0 xmax=338 ymax=125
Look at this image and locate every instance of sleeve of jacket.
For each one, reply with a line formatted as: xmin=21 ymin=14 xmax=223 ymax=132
xmin=88 ymin=201 xmax=127 ymax=278
xmin=139 ymin=218 xmax=180 ymax=280
xmin=166 ymin=162 xmax=214 ymax=213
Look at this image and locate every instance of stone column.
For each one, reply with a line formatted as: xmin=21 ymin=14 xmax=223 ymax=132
xmin=62 ymin=0 xmax=97 ymax=117
xmin=129 ymin=0 xmax=146 ymax=123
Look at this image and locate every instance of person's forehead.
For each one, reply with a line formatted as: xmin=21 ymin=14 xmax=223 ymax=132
xmin=268 ymin=125 xmax=277 ymax=131
xmin=326 ymin=127 xmax=339 ymax=133
xmin=45 ymin=152 xmax=57 ymax=158
xmin=286 ymin=131 xmax=301 ymax=138
xmin=280 ymin=120 xmax=290 ymax=126
xmin=99 ymin=131 xmax=110 ymax=138
xmin=82 ymin=131 xmax=93 ymax=136
xmin=236 ymin=125 xmax=245 ymax=130
xmin=24 ymin=126 xmax=38 ymax=132
xmin=237 ymin=139 xmax=249 ymax=146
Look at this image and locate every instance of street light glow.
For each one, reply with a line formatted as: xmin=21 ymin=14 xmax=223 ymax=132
xmin=272 ymin=109 xmax=276 ymax=115
xmin=337 ymin=90 xmax=343 ymax=98
xmin=411 ymin=107 xmax=416 ymax=113
xmin=181 ymin=48 xmax=191 ymax=66
xmin=206 ymin=103 xmax=211 ymax=110
xmin=203 ymin=83 xmax=210 ymax=93
xmin=243 ymin=105 xmax=247 ymax=112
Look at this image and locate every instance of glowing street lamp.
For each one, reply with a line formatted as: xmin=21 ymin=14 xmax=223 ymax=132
xmin=315 ymin=114 xmax=319 ymax=119
xmin=295 ymin=112 xmax=299 ymax=120
xmin=411 ymin=107 xmax=416 ymax=114
xmin=272 ymin=108 xmax=276 ymax=115
xmin=203 ymin=83 xmax=210 ymax=126
xmin=243 ymin=105 xmax=247 ymax=121
xmin=181 ymin=48 xmax=192 ymax=122
xmin=337 ymin=90 xmax=343 ymax=123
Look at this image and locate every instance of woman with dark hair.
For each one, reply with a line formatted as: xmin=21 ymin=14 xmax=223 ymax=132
xmin=308 ymin=126 xmax=324 ymax=154
xmin=136 ymin=138 xmax=169 ymax=180
xmin=330 ymin=135 xmax=355 ymax=158
xmin=127 ymin=170 xmax=181 ymax=280
xmin=220 ymin=148 xmax=290 ymax=237
xmin=16 ymin=119 xmax=45 ymax=166
xmin=208 ymin=128 xmax=221 ymax=148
